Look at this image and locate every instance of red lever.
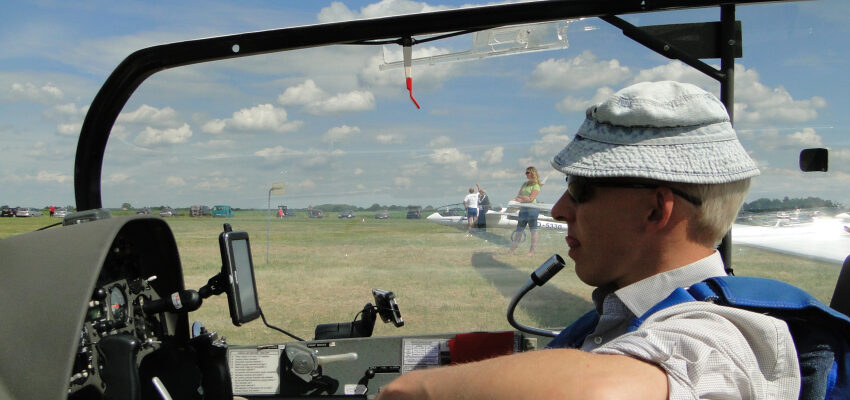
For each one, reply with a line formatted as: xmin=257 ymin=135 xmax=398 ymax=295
xmin=406 ymin=77 xmax=420 ymax=109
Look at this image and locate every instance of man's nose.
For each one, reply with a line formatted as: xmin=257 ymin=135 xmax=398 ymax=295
xmin=551 ymin=191 xmax=574 ymax=222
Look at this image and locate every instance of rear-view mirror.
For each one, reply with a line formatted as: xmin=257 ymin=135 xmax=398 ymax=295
xmin=800 ymin=148 xmax=828 ymax=172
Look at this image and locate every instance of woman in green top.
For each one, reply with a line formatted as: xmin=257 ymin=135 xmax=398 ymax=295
xmin=509 ymin=166 xmax=541 ymax=255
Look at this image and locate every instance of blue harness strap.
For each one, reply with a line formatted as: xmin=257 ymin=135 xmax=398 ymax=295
xmin=545 ymin=310 xmax=599 ymax=349
xmin=637 ymin=276 xmax=850 ymax=400
xmin=548 ymin=276 xmax=850 ymax=400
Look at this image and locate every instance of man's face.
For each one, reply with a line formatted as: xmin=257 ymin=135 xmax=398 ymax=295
xmin=551 ymin=177 xmax=650 ymax=288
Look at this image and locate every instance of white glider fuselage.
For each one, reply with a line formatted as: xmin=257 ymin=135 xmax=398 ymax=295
xmin=425 ymin=204 xmax=568 ymax=232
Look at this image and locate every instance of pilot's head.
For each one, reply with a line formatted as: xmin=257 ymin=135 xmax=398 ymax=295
xmin=550 ymin=81 xmax=759 ymax=286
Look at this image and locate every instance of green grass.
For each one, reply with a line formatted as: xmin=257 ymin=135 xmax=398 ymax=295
xmin=1 ymin=213 xmax=842 ymax=345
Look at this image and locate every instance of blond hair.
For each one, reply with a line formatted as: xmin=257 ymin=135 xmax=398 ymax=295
xmin=669 ymin=179 xmax=751 ymax=247
xmin=526 ymin=166 xmax=541 ymax=186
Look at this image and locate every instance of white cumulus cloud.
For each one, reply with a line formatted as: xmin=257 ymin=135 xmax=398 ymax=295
xmin=734 ymin=66 xmax=826 ymax=124
xmin=278 ymin=79 xmax=376 ymax=116
xmin=530 ymin=133 xmax=571 ymax=158
xmin=429 ymin=135 xmax=452 ymax=147
xmin=528 ymin=51 xmax=631 ymax=91
xmin=165 ymin=176 xmax=186 ymax=187
xmin=746 ymin=127 xmax=824 ymax=151
xmin=538 ymin=125 xmax=569 ymax=135
xmin=57 ymin=123 xmax=82 ymax=136
xmin=556 ymin=87 xmax=615 ymax=114
xmin=254 ymin=145 xmax=298 ymax=161
xmin=105 ymin=173 xmax=131 ymax=184
xmin=429 ymin=147 xmax=468 ymax=164
xmin=51 ymin=102 xmax=87 ymax=117
xmin=376 ymin=133 xmax=404 ymax=144
xmin=203 ymin=104 xmax=303 ymax=134
xmin=630 ymin=62 xmax=826 ymax=125
xmin=323 ymin=125 xmax=360 ymax=143
xmin=482 ymin=146 xmax=503 ymax=165
xmin=304 ymin=90 xmax=375 ymax=115
xmin=394 ymin=176 xmax=413 ymax=188
xmin=118 ymin=105 xmax=181 ymax=128
xmin=35 ymin=171 xmax=71 ymax=183
xmin=195 ymin=177 xmax=233 ymax=190
xmin=10 ymin=82 xmax=63 ymax=103
xmin=630 ymin=61 xmax=717 ymax=89
xmin=134 ymin=123 xmax=192 ymax=147
xmin=278 ymin=79 xmax=327 ymax=106
xmin=317 ymin=0 xmax=450 ymax=23
xmin=787 ymin=128 xmax=824 ymax=148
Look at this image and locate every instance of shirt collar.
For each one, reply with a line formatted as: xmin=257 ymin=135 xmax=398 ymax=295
xmin=611 ymin=251 xmax=727 ymax=317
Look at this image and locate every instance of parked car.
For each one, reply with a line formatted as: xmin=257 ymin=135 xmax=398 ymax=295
xmin=338 ymin=210 xmax=355 ymax=219
xmin=189 ymin=205 xmax=211 ymax=217
xmin=375 ymin=210 xmax=389 ymax=219
xmin=283 ymin=209 xmax=296 ymax=217
xmin=15 ymin=207 xmax=41 ymax=217
xmin=160 ymin=207 xmax=176 ymax=217
xmin=1 ymin=207 xmax=14 ymax=217
xmin=211 ymin=205 xmax=233 ymax=218
xmin=53 ymin=208 xmax=67 ymax=218
xmin=406 ymin=208 xmax=421 ymax=219
xmin=136 ymin=207 xmax=152 ymax=215
xmin=307 ymin=209 xmax=323 ymax=218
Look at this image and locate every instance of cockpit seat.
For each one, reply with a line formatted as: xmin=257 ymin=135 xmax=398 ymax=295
xmin=830 ymin=254 xmax=850 ymax=316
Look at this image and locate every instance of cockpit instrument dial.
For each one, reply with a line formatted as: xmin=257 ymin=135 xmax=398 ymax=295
xmin=108 ymin=285 xmax=127 ymax=324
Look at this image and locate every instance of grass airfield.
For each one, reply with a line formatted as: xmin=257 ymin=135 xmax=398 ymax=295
xmin=1 ymin=211 xmax=842 ymax=345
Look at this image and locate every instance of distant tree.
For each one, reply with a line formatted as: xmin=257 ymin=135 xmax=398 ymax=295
xmin=743 ymin=196 xmax=840 ymax=212
xmin=122 ymin=202 xmax=132 ymax=210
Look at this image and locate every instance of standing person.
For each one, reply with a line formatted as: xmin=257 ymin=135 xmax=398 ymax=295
xmin=476 ymin=183 xmax=490 ymax=231
xmin=49 ymin=205 xmax=55 ymax=217
xmin=277 ymin=207 xmax=284 ymax=219
xmin=462 ymin=187 xmax=479 ymax=235
xmin=376 ymin=81 xmax=799 ymax=399
xmin=508 ymin=166 xmax=541 ymax=256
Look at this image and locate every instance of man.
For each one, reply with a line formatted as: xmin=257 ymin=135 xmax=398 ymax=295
xmin=463 ymin=187 xmax=479 ymax=234
xmin=376 ymin=81 xmax=800 ymax=399
xmin=476 ymin=183 xmax=490 ymax=231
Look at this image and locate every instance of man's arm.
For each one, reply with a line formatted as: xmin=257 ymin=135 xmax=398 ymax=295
xmin=376 ymin=348 xmax=667 ymax=400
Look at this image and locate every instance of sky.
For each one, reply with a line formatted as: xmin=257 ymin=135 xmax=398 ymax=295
xmin=1 ymin=0 xmax=849 ymax=210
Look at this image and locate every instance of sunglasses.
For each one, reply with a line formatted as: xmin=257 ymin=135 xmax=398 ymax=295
xmin=566 ymin=176 xmax=702 ymax=206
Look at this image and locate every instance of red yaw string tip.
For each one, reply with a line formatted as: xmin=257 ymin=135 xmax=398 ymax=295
xmin=406 ymin=77 xmax=420 ymax=109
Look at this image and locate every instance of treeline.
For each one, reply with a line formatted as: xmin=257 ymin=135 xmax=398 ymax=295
xmin=309 ymin=203 xmax=433 ymax=212
xmin=742 ymin=197 xmax=840 ymax=212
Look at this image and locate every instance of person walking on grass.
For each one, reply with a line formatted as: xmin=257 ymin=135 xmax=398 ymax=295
xmin=463 ymin=187 xmax=479 ymax=235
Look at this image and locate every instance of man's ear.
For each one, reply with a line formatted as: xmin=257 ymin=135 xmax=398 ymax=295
xmin=646 ymin=188 xmax=675 ymax=232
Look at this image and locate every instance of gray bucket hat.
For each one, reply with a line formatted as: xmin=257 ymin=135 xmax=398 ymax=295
xmin=551 ymin=81 xmax=759 ymax=184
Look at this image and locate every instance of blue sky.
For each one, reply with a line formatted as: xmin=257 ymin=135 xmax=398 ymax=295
xmin=1 ymin=0 xmax=848 ymax=209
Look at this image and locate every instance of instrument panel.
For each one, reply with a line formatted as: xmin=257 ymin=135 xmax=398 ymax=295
xmin=68 ymin=277 xmax=166 ymax=396
xmin=62 ymin=217 xmax=192 ymax=399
